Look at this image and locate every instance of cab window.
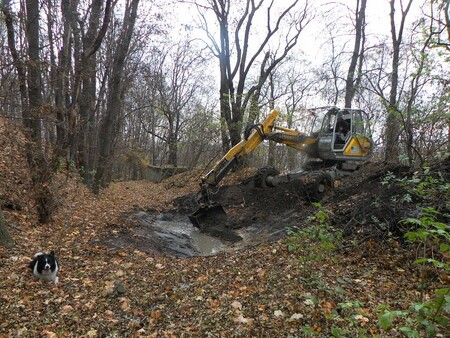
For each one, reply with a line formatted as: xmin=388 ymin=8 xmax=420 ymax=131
xmin=321 ymin=113 xmax=336 ymax=134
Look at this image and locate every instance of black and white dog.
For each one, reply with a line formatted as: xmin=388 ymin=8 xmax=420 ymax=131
xmin=29 ymin=251 xmax=59 ymax=284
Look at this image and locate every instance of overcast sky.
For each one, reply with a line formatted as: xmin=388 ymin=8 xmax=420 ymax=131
xmin=169 ymin=0 xmax=425 ymax=65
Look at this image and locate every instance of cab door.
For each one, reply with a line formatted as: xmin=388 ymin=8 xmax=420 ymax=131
xmin=337 ymin=109 xmax=373 ymax=160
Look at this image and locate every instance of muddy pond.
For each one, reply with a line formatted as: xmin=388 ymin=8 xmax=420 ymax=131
xmin=100 ymin=181 xmax=316 ymax=257
xmin=101 ymin=209 xmax=299 ymax=258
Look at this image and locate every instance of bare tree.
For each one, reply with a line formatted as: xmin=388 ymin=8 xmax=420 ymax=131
xmin=344 ymin=0 xmax=367 ymax=108
xmin=397 ymin=4 xmax=449 ymax=166
xmin=384 ymin=0 xmax=413 ymax=163
xmin=318 ymin=0 xmax=368 ymax=108
xmin=151 ymin=42 xmax=204 ymax=166
xmin=74 ymin=0 xmax=114 ymax=186
xmin=255 ymin=56 xmax=317 ymax=169
xmin=319 ymin=35 xmax=343 ymax=106
xmin=40 ymin=0 xmax=114 ymax=167
xmin=197 ymin=0 xmax=312 ymax=150
xmin=425 ymin=0 xmax=450 ymax=51
xmin=94 ymin=0 xmax=140 ymax=193
xmin=137 ymin=65 xmax=164 ymax=166
xmin=425 ymin=0 xmax=450 ymax=154
xmin=2 ymin=0 xmax=54 ymax=223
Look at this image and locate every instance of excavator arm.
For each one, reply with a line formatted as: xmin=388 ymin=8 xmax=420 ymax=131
xmin=201 ymin=109 xmax=280 ymax=187
xmin=189 ymin=109 xmax=280 ymax=228
xmin=198 ymin=109 xmax=318 ymax=190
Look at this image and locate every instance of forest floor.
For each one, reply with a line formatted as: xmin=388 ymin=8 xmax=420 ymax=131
xmin=0 ymin=121 xmax=448 ymax=337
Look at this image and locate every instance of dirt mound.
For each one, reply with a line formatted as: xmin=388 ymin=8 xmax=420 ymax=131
xmin=173 ymin=159 xmax=449 ymax=245
xmin=324 ymin=159 xmax=448 ymax=244
xmin=325 ymin=162 xmax=412 ymax=240
xmin=173 ymin=170 xmax=321 ymax=243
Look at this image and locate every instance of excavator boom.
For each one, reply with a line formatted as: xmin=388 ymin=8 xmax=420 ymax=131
xmin=201 ymin=109 xmax=280 ymax=187
xmin=189 ymin=110 xmax=280 ymax=228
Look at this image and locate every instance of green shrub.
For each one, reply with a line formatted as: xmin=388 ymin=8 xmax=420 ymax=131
xmin=377 ymin=169 xmax=449 ymax=337
xmin=286 ymin=203 xmax=342 ymax=266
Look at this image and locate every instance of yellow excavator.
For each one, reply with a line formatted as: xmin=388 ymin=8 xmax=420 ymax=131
xmin=189 ymin=107 xmax=373 ymax=229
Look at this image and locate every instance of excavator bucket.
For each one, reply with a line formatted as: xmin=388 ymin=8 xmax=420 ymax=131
xmin=189 ymin=202 xmax=226 ymax=231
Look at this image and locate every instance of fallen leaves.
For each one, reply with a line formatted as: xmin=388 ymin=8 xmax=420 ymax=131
xmin=61 ymin=304 xmax=74 ymax=314
xmin=85 ymin=329 xmax=98 ymax=337
xmin=231 ymin=300 xmax=243 ymax=310
xmin=289 ymin=313 xmax=303 ymax=321
xmin=273 ymin=309 xmax=284 ymax=318
xmin=0 ymin=132 xmax=446 ymax=337
xmin=119 ymin=297 xmax=131 ymax=311
xmin=41 ymin=330 xmax=58 ymax=338
xmin=233 ymin=314 xmax=251 ymax=324
xmin=149 ymin=310 xmax=162 ymax=326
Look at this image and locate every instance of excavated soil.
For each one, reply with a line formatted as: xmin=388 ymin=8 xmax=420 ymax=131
xmin=173 ymin=174 xmax=316 ymax=238
xmin=103 ymin=159 xmax=450 ymax=257
xmin=173 ymin=162 xmax=399 ymax=239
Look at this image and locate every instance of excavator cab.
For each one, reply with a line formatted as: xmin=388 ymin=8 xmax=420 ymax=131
xmin=313 ymin=107 xmax=373 ymax=170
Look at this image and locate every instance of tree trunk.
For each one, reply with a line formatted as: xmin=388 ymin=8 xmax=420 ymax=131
xmin=384 ymin=0 xmax=413 ymax=163
xmin=168 ymin=129 xmax=178 ymax=166
xmin=344 ymin=0 xmax=367 ymax=108
xmin=0 ymin=209 xmax=13 ymax=248
xmin=93 ymin=0 xmax=140 ymax=193
xmin=219 ymin=90 xmax=232 ymax=153
xmin=54 ymin=0 xmax=75 ymax=147
xmin=21 ymin=0 xmax=54 ymax=223
xmin=77 ymin=0 xmax=104 ymax=186
xmin=267 ymin=80 xmax=276 ymax=166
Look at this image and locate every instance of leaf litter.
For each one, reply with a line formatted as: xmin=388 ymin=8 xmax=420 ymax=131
xmin=0 ymin=123 xmax=448 ymax=337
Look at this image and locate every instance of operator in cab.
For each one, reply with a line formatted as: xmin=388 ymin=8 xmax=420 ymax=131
xmin=335 ymin=112 xmax=350 ymax=144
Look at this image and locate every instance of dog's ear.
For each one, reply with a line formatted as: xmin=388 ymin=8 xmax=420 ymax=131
xmin=49 ymin=251 xmax=55 ymax=257
xmin=29 ymin=258 xmax=36 ymax=270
